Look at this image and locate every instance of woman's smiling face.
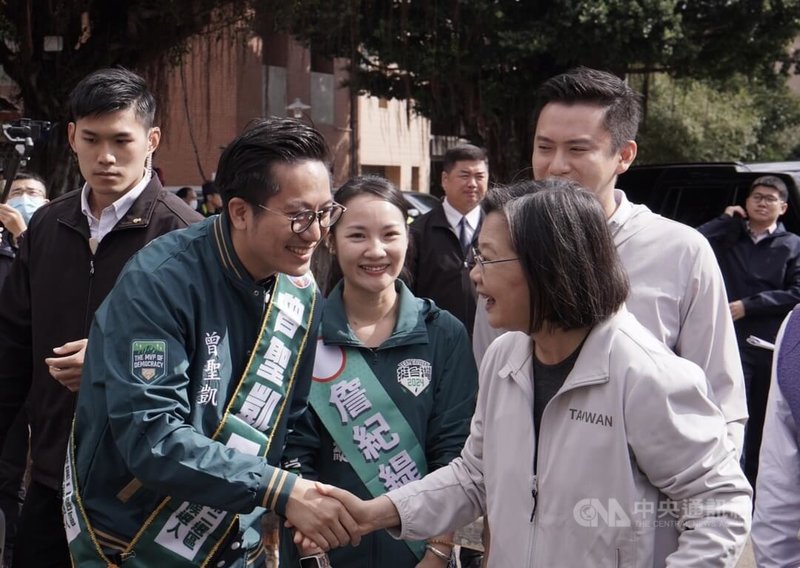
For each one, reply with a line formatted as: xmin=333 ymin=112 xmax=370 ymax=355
xmin=331 ymin=194 xmax=409 ymax=295
xmin=471 ymin=211 xmax=530 ymax=333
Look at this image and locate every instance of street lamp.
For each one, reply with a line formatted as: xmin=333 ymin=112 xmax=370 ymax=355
xmin=286 ymin=98 xmax=311 ymax=119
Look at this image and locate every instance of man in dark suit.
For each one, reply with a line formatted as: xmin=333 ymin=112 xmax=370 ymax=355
xmin=409 ymin=144 xmax=488 ymax=337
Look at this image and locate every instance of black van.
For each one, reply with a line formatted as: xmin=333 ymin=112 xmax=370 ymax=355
xmin=617 ymin=162 xmax=800 ymax=234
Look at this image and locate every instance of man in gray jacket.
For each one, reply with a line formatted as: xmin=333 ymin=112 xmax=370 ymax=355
xmin=472 ymin=67 xmax=747 ymax=453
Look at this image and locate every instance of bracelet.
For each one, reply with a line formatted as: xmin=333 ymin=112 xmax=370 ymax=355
xmin=427 ymin=538 xmax=455 ymax=548
xmin=425 ymin=544 xmax=451 ymax=561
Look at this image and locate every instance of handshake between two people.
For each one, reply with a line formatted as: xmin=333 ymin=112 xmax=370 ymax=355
xmin=283 ymin=477 xmax=399 ymax=554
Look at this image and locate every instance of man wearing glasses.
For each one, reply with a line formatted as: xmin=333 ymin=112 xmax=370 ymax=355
xmin=65 ymin=118 xmax=359 ymax=567
xmin=699 ymin=175 xmax=800 ymax=489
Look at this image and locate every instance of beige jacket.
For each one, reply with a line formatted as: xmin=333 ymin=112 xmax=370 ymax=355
xmin=389 ymin=309 xmax=751 ymax=567
xmin=472 ymin=190 xmax=748 ymax=451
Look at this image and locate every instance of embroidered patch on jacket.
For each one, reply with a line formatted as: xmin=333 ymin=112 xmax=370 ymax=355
xmin=397 ymin=358 xmax=432 ymax=396
xmin=131 ymin=340 xmax=167 ymax=382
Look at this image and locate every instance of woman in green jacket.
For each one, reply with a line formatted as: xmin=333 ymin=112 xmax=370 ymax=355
xmin=280 ymin=176 xmax=478 ymax=568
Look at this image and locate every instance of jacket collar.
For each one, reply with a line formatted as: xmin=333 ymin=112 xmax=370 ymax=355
xmin=57 ymin=176 xmax=165 ymax=239
xmin=210 ymin=213 xmax=257 ymax=286
xmin=321 ymin=280 xmax=430 ymax=349
xmin=429 ymin=202 xmax=484 ymax=252
xmin=428 ymin=202 xmax=454 ymax=230
xmin=498 ymin=309 xmax=632 ymax=390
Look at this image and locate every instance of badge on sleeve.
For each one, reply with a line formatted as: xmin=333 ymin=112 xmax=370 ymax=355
xmin=131 ymin=340 xmax=167 ymax=382
xmin=397 ymin=359 xmax=431 ymax=396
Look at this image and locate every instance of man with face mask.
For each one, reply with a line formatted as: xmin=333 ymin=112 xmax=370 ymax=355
xmin=0 ymin=173 xmax=48 ymax=287
xmin=0 ymin=172 xmax=47 ymax=567
xmin=176 ymin=186 xmax=198 ymax=210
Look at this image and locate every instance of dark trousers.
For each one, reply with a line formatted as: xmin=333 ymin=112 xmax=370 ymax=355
xmin=741 ymin=345 xmax=774 ymax=490
xmin=0 ymin=410 xmax=28 ymax=567
xmin=12 ymin=481 xmax=70 ymax=568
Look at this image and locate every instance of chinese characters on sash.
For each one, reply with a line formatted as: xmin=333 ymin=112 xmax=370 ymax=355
xmin=237 ymin=292 xmax=304 ymax=432
xmin=329 ymin=377 xmax=421 ymax=491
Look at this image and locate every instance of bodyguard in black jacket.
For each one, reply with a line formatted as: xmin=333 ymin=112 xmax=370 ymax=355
xmin=699 ymin=175 xmax=800 ymax=488
xmin=0 ymin=68 xmax=202 ymax=568
xmin=408 ymin=145 xmax=488 ymax=338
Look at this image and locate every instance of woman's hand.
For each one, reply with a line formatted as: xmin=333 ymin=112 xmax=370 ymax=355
xmin=416 ymin=546 xmax=451 ymax=568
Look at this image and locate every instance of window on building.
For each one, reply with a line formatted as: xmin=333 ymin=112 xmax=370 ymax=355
xmin=265 ymin=66 xmax=287 ymax=117
xmin=310 ymin=49 xmax=335 ymax=124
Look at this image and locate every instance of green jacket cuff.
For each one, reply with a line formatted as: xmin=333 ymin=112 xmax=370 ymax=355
xmin=261 ymin=468 xmax=298 ymax=515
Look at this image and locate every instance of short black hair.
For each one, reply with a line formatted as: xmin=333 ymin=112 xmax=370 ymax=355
xmin=503 ymin=180 xmax=629 ymax=333
xmin=13 ymin=172 xmax=47 ymax=187
xmin=442 ymin=144 xmax=488 ymax=173
xmin=176 ymin=186 xmax=194 ymax=199
xmin=215 ymin=117 xmax=331 ymax=209
xmin=534 ymin=67 xmax=642 ymax=152
xmin=325 ymin=175 xmax=411 ymax=293
xmin=201 ymin=180 xmax=219 ymax=198
xmin=68 ymin=67 xmax=156 ymax=128
xmin=750 ymin=175 xmax=788 ymax=202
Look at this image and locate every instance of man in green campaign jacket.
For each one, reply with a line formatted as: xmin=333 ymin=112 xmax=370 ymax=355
xmin=63 ymin=118 xmax=360 ymax=567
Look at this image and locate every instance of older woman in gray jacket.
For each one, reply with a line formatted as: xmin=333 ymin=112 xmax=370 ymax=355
xmin=300 ymin=180 xmax=752 ymax=567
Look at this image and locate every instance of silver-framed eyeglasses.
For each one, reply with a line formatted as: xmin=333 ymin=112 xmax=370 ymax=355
xmin=257 ymin=202 xmax=346 ymax=233
xmin=749 ymin=192 xmax=782 ymax=205
xmin=470 ymin=246 xmax=519 ymax=271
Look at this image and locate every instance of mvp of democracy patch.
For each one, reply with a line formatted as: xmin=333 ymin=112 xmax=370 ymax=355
xmin=131 ymin=340 xmax=167 ymax=382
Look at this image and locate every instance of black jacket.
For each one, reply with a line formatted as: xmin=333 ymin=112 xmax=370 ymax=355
xmin=408 ymin=203 xmax=481 ymax=336
xmin=0 ymin=228 xmax=15 ymax=290
xmin=699 ymin=215 xmax=800 ymax=345
xmin=0 ymin=177 xmax=202 ymax=489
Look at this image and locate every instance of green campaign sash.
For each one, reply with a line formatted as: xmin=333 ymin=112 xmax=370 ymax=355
xmin=309 ymin=340 xmax=428 ymax=559
xmin=63 ymin=273 xmax=317 ymax=567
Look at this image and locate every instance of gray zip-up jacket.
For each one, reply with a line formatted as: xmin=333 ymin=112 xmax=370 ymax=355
xmin=752 ymin=313 xmax=800 ymax=566
xmin=389 ymin=309 xmax=751 ymax=567
xmin=473 ymin=190 xmax=748 ymax=452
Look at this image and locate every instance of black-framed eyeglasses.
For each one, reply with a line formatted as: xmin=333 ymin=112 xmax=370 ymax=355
xmin=470 ymin=246 xmax=519 ymax=271
xmin=749 ymin=192 xmax=783 ymax=205
xmin=257 ymin=202 xmax=346 ymax=234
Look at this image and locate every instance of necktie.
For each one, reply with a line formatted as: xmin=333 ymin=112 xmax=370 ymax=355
xmin=459 ymin=217 xmax=470 ymax=255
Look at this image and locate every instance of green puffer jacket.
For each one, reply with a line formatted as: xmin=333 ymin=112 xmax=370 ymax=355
xmin=69 ymin=214 xmax=321 ymax=567
xmin=280 ymin=280 xmax=478 ymax=567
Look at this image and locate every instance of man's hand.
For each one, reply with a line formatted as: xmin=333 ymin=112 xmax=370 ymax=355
xmin=0 ymin=203 xmax=27 ymax=239
xmin=291 ymin=484 xmax=402 ymax=552
xmin=729 ymin=300 xmax=745 ymax=322
xmin=317 ymin=483 xmax=400 ymax=533
xmin=284 ymin=478 xmax=361 ymax=552
xmin=724 ymin=205 xmax=747 ymax=218
xmin=44 ymin=339 xmax=88 ymax=392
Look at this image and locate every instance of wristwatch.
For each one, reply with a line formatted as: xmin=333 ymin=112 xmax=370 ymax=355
xmin=299 ymin=553 xmax=332 ymax=568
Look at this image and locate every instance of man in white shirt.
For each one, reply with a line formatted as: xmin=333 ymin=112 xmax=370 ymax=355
xmin=409 ymin=144 xmax=488 ymax=336
xmin=0 ymin=67 xmax=201 ymax=567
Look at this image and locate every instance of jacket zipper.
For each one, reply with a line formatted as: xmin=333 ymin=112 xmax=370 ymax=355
xmin=83 ymin=256 xmax=95 ymax=334
xmin=530 ymin=371 xmax=608 ymax=566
